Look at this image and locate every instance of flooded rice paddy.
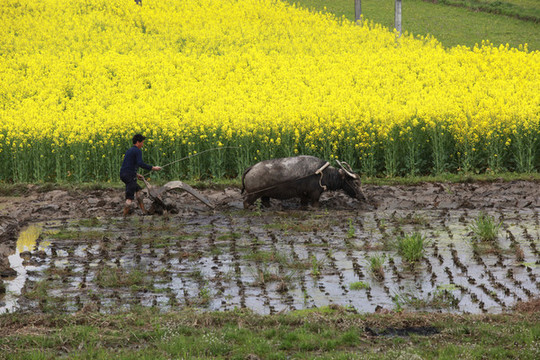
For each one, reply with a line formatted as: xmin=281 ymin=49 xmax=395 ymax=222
xmin=1 ymin=208 xmax=539 ymax=315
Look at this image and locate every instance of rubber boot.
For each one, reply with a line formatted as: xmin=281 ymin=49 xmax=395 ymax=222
xmin=123 ymin=204 xmax=131 ymax=216
xmin=137 ymin=197 xmax=146 ymax=214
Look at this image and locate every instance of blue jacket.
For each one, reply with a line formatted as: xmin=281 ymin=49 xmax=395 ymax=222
xmin=120 ymin=146 xmax=153 ymax=178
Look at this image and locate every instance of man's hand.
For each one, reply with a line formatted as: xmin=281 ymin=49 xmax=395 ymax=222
xmin=136 ymin=173 xmax=144 ymax=180
xmin=152 ymin=166 xmax=162 ymax=171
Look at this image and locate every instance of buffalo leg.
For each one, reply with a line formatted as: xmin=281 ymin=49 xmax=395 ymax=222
xmin=310 ymin=191 xmax=323 ymax=208
xmin=261 ymin=196 xmax=271 ymax=207
xmin=243 ymin=193 xmax=259 ymax=209
xmin=300 ymin=193 xmax=310 ymax=208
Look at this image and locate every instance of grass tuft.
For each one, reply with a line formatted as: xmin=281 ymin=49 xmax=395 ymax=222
xmin=469 ymin=212 xmax=501 ymax=242
xmin=349 ymin=281 xmax=371 ymax=290
xmin=368 ymin=254 xmax=385 ymax=280
xmin=397 ymin=232 xmax=425 ymax=263
xmin=95 ymin=267 xmax=151 ymax=291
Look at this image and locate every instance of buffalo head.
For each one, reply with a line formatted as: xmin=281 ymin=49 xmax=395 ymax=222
xmin=336 ymin=160 xmax=366 ymax=201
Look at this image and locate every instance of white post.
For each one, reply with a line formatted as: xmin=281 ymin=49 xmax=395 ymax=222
xmin=395 ymin=0 xmax=402 ymax=37
xmin=355 ymin=0 xmax=362 ymax=23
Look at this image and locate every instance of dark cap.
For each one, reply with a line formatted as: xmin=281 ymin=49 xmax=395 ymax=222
xmin=132 ymin=134 xmax=146 ymax=144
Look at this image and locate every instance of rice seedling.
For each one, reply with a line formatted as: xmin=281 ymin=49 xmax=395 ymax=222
xmin=397 ymin=232 xmax=425 ymax=263
xmin=393 ymin=285 xmax=460 ymax=311
xmin=311 ymin=255 xmax=323 ymax=278
xmin=95 ymin=266 xmax=150 ymax=290
xmin=469 ymin=212 xmax=502 ymax=242
xmin=346 ymin=219 xmax=356 ymax=239
xmin=349 ymin=281 xmax=370 ymax=290
xmin=368 ymin=254 xmax=385 ymax=280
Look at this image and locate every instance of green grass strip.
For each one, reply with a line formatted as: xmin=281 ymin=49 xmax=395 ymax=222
xmin=1 ymin=307 xmax=539 ymax=359
xmin=424 ymin=0 xmax=540 ymax=22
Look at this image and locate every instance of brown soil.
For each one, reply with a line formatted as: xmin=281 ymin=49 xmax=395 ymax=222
xmin=1 ymin=180 xmax=540 ymax=315
xmin=1 ymin=180 xmax=540 ymax=273
xmin=1 ymin=179 xmax=539 ymax=221
xmin=514 ymin=297 xmax=540 ymax=313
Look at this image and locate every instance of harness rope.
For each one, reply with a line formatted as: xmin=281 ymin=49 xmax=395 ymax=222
xmin=315 ymin=161 xmax=330 ymax=191
xmin=244 ymin=162 xmax=331 ymax=196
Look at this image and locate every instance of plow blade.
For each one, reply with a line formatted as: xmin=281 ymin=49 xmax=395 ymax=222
xmin=154 ymin=181 xmax=215 ymax=209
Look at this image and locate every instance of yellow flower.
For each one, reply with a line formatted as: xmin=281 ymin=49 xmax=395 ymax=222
xmin=0 ymin=0 xmax=538 ymax=181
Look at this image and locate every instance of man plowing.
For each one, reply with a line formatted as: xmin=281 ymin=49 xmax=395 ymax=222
xmin=119 ymin=134 xmax=162 ymax=216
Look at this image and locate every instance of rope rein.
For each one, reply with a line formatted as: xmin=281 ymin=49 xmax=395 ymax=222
xmin=140 ymin=148 xmax=339 ymax=198
xmin=141 ymin=146 xmax=240 ymax=177
xmin=160 ymin=146 xmax=239 ymax=169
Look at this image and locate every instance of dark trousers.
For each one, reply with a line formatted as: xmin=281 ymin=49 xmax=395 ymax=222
xmin=120 ymin=173 xmax=141 ymax=200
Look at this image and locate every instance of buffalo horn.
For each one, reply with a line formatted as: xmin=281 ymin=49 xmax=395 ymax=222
xmin=335 ymin=160 xmax=358 ymax=179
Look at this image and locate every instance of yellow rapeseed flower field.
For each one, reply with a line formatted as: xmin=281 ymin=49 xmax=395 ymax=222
xmin=0 ymin=0 xmax=539 ymax=181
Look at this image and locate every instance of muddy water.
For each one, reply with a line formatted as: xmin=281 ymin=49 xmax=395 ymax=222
xmin=1 ymin=208 xmax=539 ymax=315
xmin=0 ymin=225 xmax=50 ymax=314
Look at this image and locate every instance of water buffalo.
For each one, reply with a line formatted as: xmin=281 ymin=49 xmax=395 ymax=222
xmin=241 ymin=155 xmax=365 ymax=209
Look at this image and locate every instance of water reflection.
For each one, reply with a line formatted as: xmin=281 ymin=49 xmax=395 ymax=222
xmin=1 ymin=210 xmax=539 ymax=315
xmin=0 ymin=225 xmax=45 ymax=314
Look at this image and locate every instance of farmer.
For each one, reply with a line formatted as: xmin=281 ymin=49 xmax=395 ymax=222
xmin=120 ymin=134 xmax=162 ymax=216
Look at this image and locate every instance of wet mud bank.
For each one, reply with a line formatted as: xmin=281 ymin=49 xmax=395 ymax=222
xmin=1 ymin=180 xmax=540 ymax=315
